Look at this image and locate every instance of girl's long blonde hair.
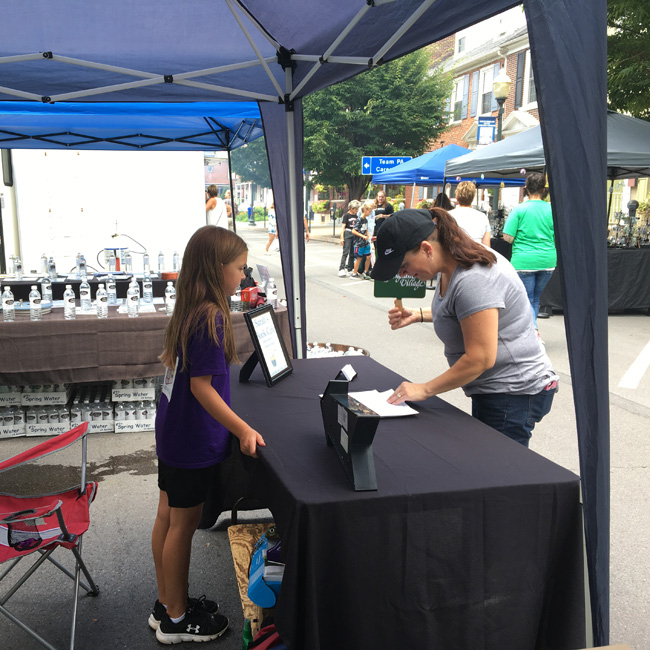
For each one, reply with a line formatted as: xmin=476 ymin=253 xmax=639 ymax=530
xmin=160 ymin=226 xmax=247 ymax=370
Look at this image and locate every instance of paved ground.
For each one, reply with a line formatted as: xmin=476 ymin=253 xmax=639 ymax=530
xmin=1 ymin=222 xmax=648 ymax=649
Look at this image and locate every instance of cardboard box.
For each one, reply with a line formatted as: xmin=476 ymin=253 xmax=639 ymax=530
xmin=112 ymin=387 xmax=155 ymax=402
xmin=114 ymin=419 xmax=155 ymax=433
xmin=0 ymin=423 xmax=26 ymax=439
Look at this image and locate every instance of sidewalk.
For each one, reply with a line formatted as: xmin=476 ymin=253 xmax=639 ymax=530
xmin=238 ymin=219 xmax=342 ymax=245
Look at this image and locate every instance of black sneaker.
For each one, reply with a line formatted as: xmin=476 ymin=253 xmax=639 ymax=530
xmin=148 ymin=595 xmax=219 ymax=631
xmin=156 ymin=606 xmax=228 ymax=644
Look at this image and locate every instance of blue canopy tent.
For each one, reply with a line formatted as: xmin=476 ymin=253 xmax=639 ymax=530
xmin=0 ymin=101 xmax=263 ymax=151
xmin=0 ymin=0 xmax=609 ymax=645
xmin=371 ymin=144 xmax=524 ymax=205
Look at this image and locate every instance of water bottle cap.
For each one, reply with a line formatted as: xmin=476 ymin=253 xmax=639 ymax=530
xmin=167 ymin=281 xmax=173 ymax=286
xmin=66 ymin=284 xmax=72 ymax=289
xmin=31 ymin=285 xmax=37 ymax=290
xmin=98 ymin=283 xmax=105 ymax=289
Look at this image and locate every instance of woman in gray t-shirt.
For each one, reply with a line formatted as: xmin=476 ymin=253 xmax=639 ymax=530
xmin=370 ymin=208 xmax=558 ymax=447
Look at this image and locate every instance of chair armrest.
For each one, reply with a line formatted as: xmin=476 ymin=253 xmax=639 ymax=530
xmin=0 ymin=500 xmax=63 ymax=524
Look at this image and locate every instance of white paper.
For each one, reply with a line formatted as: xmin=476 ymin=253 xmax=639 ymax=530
xmin=348 ymin=389 xmax=418 ymax=417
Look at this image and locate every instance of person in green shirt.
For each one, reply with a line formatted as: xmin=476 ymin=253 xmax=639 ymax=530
xmin=503 ymin=173 xmax=557 ymax=331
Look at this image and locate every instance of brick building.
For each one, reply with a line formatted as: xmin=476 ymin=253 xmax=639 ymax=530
xmin=401 ymin=10 xmax=539 ymax=210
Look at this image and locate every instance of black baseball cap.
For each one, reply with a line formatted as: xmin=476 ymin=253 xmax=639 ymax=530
xmin=370 ymin=209 xmax=436 ymax=281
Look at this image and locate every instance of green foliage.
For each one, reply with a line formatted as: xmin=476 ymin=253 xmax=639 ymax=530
xmin=303 ymin=49 xmax=452 ymax=199
xmin=231 ymin=138 xmax=272 ymax=187
xmin=311 ymin=200 xmax=329 ymax=212
xmin=416 ymin=200 xmax=431 ymax=209
xmin=235 ymin=206 xmax=267 ymax=222
xmin=608 ymin=0 xmax=650 ymax=120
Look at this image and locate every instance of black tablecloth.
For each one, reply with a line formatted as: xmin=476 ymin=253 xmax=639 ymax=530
xmin=491 ymin=238 xmax=650 ymax=313
xmin=230 ymin=356 xmax=585 ymax=650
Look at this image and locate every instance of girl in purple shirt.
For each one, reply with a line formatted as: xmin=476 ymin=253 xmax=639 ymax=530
xmin=151 ymin=225 xmax=265 ymax=644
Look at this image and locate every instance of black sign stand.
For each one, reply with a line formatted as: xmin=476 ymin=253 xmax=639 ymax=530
xmin=320 ymin=379 xmax=380 ymax=491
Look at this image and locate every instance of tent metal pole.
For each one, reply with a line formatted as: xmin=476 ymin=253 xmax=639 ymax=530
xmin=285 ymin=69 xmax=303 ymax=359
xmin=225 ymin=0 xmax=284 ymax=97
xmin=410 ymin=182 xmax=415 ymax=208
xmin=372 ymin=0 xmax=435 ymax=64
xmin=227 ymin=146 xmax=237 ymax=234
xmin=289 ymin=2 xmax=373 ymax=100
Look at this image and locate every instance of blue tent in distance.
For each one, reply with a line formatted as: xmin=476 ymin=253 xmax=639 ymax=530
xmin=371 ymin=144 xmax=524 ymax=187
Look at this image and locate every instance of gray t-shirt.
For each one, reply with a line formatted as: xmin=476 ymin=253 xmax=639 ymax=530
xmin=432 ymin=251 xmax=557 ymax=396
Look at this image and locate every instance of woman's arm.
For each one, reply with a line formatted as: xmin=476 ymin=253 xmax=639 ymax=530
xmin=205 ymin=197 xmax=216 ymax=213
xmin=482 ymin=232 xmax=492 ymax=247
xmin=387 ymin=308 xmax=498 ymax=404
xmin=388 ymin=304 xmax=431 ymax=329
xmin=190 ymin=375 xmax=265 ymax=457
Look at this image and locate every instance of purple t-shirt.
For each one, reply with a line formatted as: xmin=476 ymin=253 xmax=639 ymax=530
xmin=155 ymin=318 xmax=231 ymax=469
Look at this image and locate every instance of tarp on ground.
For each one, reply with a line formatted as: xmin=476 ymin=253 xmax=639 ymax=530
xmin=445 ymin=110 xmax=650 ymax=180
xmin=0 ymin=0 xmax=609 ymax=643
xmin=371 ymin=144 xmax=525 ymax=186
xmin=0 ymin=101 xmax=263 ymax=151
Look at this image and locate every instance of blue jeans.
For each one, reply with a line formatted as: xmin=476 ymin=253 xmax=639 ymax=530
xmin=339 ymin=234 xmax=354 ymax=272
xmin=471 ymin=386 xmax=557 ymax=447
xmin=517 ymin=270 xmax=554 ymax=327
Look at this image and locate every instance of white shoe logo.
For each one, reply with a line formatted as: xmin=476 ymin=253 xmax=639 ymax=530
xmin=384 ymin=248 xmax=394 ymax=255
xmin=186 ymin=624 xmax=200 ymax=633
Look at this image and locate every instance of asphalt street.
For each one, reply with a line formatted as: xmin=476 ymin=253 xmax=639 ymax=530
xmin=1 ymin=222 xmax=648 ymax=649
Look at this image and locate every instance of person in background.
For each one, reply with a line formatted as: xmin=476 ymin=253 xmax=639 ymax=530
xmin=151 ymin=225 xmax=265 ymax=643
xmin=265 ymin=202 xmax=278 ymax=254
xmin=502 ymin=172 xmax=556 ymax=334
xmin=449 ymin=181 xmax=491 ymax=246
xmin=371 ymin=208 xmax=558 ymax=448
xmin=205 ymin=185 xmax=228 ymax=229
xmin=339 ymin=200 xmax=361 ymax=277
xmin=350 ymin=201 xmax=373 ymax=280
xmin=433 ymin=192 xmax=453 ymax=211
xmin=372 ymin=190 xmax=394 ymax=240
xmin=223 ymin=190 xmax=234 ymax=230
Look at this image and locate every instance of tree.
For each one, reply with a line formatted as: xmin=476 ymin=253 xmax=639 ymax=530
xmin=230 ymin=137 xmax=272 ymax=187
xmin=607 ymin=0 xmax=650 ymax=120
xmin=303 ymin=49 xmax=451 ymax=199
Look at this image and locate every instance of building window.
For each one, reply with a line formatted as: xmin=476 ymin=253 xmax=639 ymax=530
xmin=521 ymin=50 xmax=537 ymax=107
xmin=451 ymin=79 xmax=464 ymax=122
xmin=479 ymin=66 xmax=494 ymax=115
xmin=458 ymin=37 xmax=465 ymax=54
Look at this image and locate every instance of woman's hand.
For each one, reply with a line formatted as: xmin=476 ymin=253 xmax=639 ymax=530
xmin=235 ymin=425 xmax=266 ymax=458
xmin=388 ymin=304 xmax=420 ymax=330
xmin=387 ymin=381 xmax=429 ymax=405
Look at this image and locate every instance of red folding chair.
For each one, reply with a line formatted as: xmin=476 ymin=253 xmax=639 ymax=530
xmin=0 ymin=422 xmax=99 ymax=650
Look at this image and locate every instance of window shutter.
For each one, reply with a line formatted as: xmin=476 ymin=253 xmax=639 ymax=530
xmin=461 ymin=74 xmax=470 ymax=120
xmin=490 ymin=62 xmax=501 ymax=111
xmin=470 ymin=71 xmax=479 ymax=117
xmin=445 ymin=95 xmax=451 ymax=120
xmin=514 ymin=51 xmax=525 ymax=109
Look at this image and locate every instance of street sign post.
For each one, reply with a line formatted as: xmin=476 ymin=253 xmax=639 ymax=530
xmin=361 ymin=155 xmax=412 ymax=175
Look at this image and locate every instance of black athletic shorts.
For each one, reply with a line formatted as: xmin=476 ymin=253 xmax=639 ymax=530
xmin=157 ymin=458 xmax=219 ymax=508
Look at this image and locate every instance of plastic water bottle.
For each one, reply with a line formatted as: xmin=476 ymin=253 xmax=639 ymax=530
xmin=266 ymin=277 xmax=277 ymax=309
xmin=127 ymin=282 xmax=139 ymax=318
xmin=79 ymin=276 xmax=92 ymax=311
xmin=69 ymin=403 xmax=82 ymax=424
xmin=158 ymin=251 xmax=165 ymax=272
xmin=165 ymin=281 xmax=176 ymax=315
xmin=107 ymin=274 xmax=117 ymax=305
xmin=231 ymin=287 xmax=242 ymax=312
xmin=14 ymin=258 xmax=23 ymax=280
xmin=143 ymin=251 xmax=150 ymax=273
xmin=25 ymin=405 xmax=37 ymax=424
xmin=114 ymin=402 xmax=126 ymax=422
xmin=13 ymin=407 xmax=24 ymax=425
xmin=142 ymin=272 xmax=153 ymax=304
xmin=59 ymin=406 xmax=70 ymax=426
xmin=48 ymin=256 xmax=57 ymax=280
xmin=173 ymin=251 xmax=180 ymax=271
xmin=41 ymin=277 xmax=52 ymax=303
xmin=63 ymin=284 xmax=76 ymax=320
xmin=108 ymin=251 xmax=116 ymax=273
xmin=124 ymin=251 xmax=133 ymax=273
xmin=2 ymin=286 xmax=15 ymax=322
xmin=40 ymin=253 xmax=49 ymax=275
xmin=96 ymin=283 xmax=108 ymax=319
xmin=29 ymin=285 xmax=42 ymax=321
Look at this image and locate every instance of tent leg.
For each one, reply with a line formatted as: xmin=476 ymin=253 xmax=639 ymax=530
xmin=285 ymin=75 xmax=303 ymax=360
xmin=409 ymin=182 xmax=415 ymax=208
xmin=227 ymin=147 xmax=237 ymax=234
